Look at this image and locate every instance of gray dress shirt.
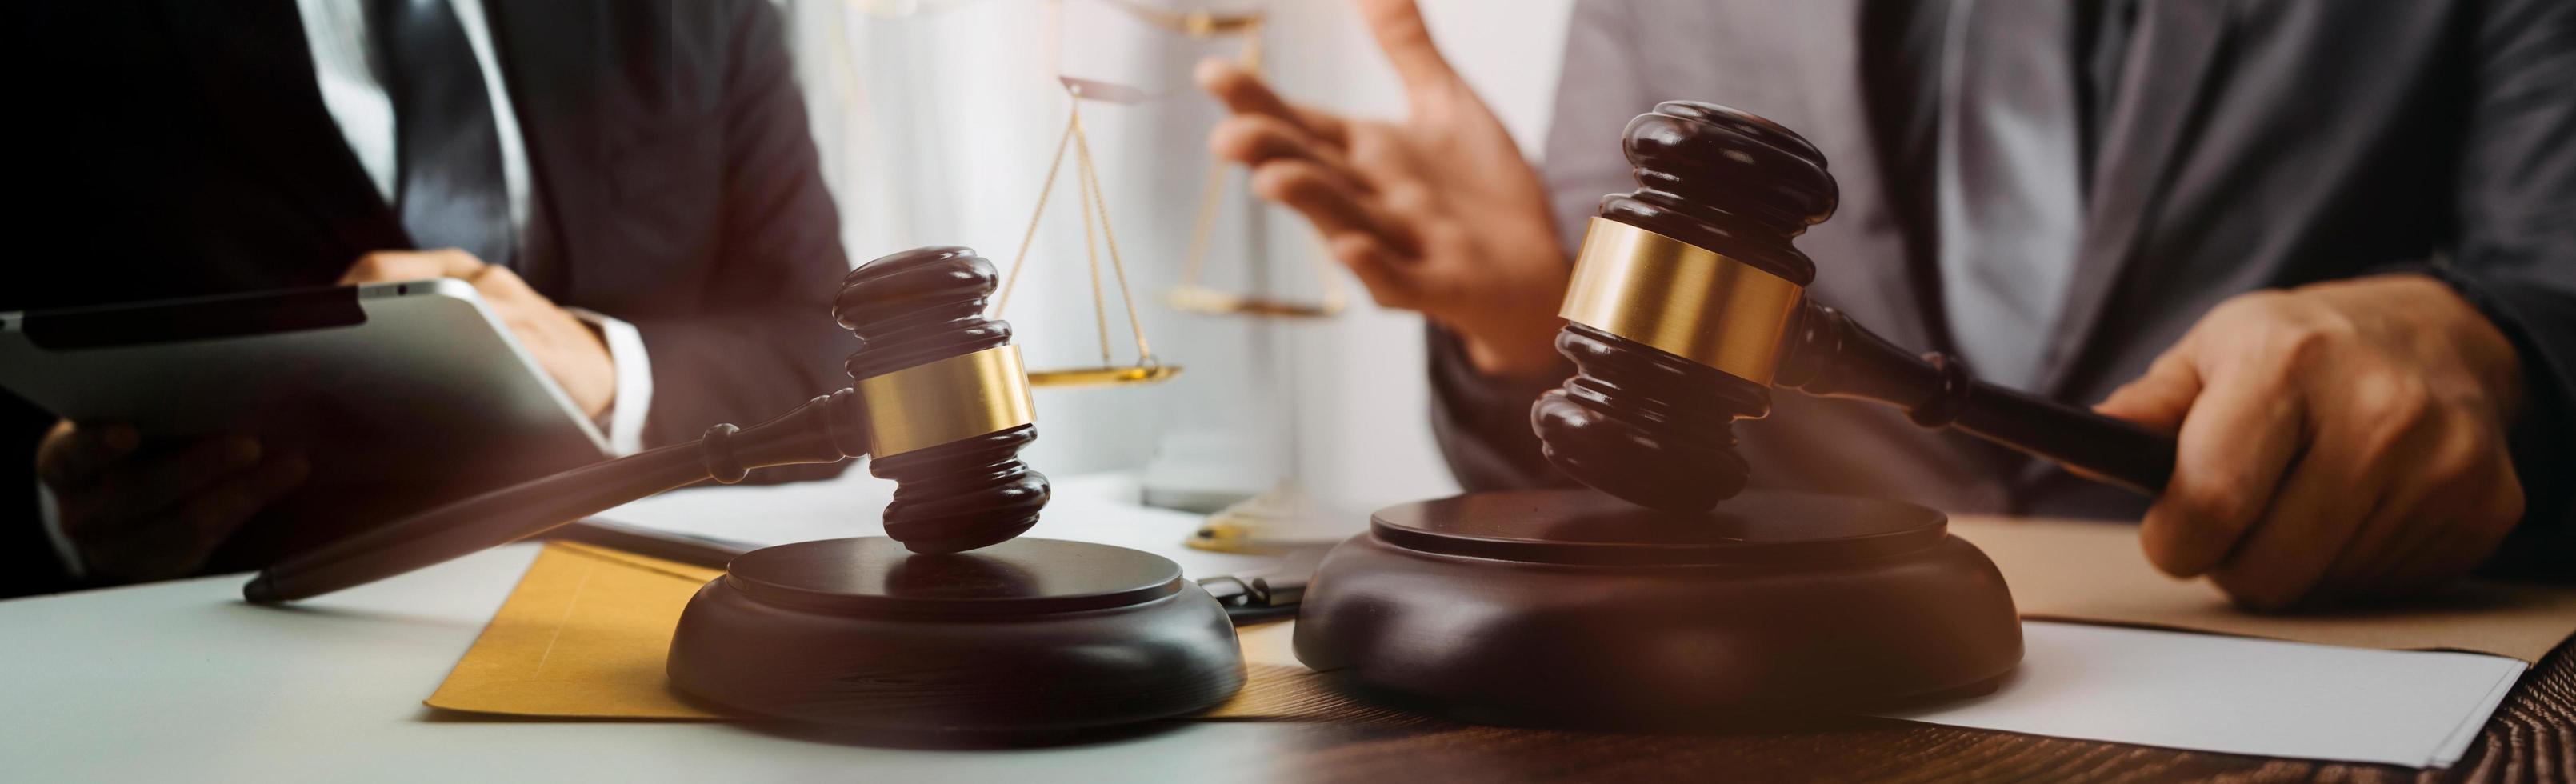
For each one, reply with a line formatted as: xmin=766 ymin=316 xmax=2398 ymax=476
xmin=1937 ymin=0 xmax=2089 ymax=389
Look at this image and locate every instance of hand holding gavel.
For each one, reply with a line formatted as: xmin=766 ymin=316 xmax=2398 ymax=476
xmin=2091 ymin=274 xmax=2527 ymax=608
xmin=1196 ymin=0 xmax=1570 ymax=378
xmin=1529 ymin=103 xmax=2178 ymax=513
xmin=1530 ymin=102 xmax=2530 ymax=610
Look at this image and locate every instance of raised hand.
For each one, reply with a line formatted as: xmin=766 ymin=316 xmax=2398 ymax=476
xmin=1198 ymin=0 xmax=1568 ymax=377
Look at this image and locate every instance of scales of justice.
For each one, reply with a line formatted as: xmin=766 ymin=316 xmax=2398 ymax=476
xmin=977 ymin=0 xmax=1356 ymax=554
xmin=986 ymin=0 xmax=1344 ymax=393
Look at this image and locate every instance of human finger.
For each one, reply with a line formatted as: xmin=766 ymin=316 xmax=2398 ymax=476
xmin=2322 ymin=471 xmax=2442 ymax=593
xmin=338 ymin=249 xmax=486 ymax=285
xmin=2373 ymin=455 xmax=2522 ymax=596
xmin=2206 ymin=422 xmax=2390 ymax=610
xmin=2136 ymin=365 xmax=2306 ymax=578
xmin=74 ymin=513 xmax=210 ymax=581
xmin=34 ymin=421 xmax=140 ymax=489
xmin=1210 ymin=114 xmax=1360 ymax=174
xmin=463 ymin=261 xmax=542 ymax=310
xmin=1250 ymin=159 xmax=1420 ymax=255
xmin=1328 ymin=233 xmax=1422 ymax=310
xmin=1354 ymin=0 xmax=1461 ymax=95
xmin=1195 ymin=58 xmax=1349 ymax=146
xmin=174 ymin=454 xmax=310 ymax=548
xmin=2323 ymin=418 xmax=2489 ymax=587
xmin=87 ymin=437 xmax=264 ymax=529
xmin=2094 ymin=350 xmax=2202 ymax=434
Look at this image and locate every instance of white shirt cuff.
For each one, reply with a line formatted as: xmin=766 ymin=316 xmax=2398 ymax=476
xmin=37 ymin=480 xmax=81 ymax=578
xmin=566 ymin=308 xmax=654 ymax=457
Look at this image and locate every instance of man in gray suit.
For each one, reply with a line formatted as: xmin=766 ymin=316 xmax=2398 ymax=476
xmin=1200 ymin=0 xmax=2574 ymax=608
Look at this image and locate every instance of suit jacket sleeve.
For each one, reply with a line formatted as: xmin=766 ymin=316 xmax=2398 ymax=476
xmin=623 ymin=0 xmax=853 ymax=476
xmin=1426 ymin=326 xmax=1573 ymax=491
xmin=1422 ymin=0 xmax=1651 ymax=492
xmin=2439 ymin=0 xmax=2576 ymax=574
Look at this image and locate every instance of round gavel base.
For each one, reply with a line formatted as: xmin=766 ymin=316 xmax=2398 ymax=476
xmin=1294 ymin=490 xmax=2022 ymax=727
xmin=667 ymin=537 xmax=1245 ymax=732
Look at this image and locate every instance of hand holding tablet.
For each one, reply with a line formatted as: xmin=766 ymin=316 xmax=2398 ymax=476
xmin=338 ymin=250 xmax=616 ymax=419
xmin=35 ymin=422 xmax=309 ymax=581
xmin=1 ymin=275 xmax=610 ymax=575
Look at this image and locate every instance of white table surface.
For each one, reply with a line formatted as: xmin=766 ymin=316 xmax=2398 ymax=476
xmin=0 ymin=543 xmax=1308 ymax=784
xmin=2 ymin=473 xmax=2526 ymax=777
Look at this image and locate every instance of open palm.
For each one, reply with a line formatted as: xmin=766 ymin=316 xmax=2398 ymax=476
xmin=1199 ymin=0 xmax=1567 ymax=376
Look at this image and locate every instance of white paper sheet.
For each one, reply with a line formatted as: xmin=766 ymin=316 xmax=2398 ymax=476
xmin=1885 ymin=622 xmax=2523 ymax=768
xmin=1238 ymin=619 xmax=2523 ymax=767
xmin=603 ymin=473 xmax=2529 ymax=770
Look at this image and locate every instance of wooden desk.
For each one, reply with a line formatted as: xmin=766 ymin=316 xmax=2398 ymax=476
xmin=1258 ymin=643 xmax=2574 ymax=782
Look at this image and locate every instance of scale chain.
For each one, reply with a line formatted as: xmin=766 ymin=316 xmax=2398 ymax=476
xmin=995 ymin=108 xmax=1081 ymax=318
xmin=1074 ymin=109 xmax=1155 ymax=366
xmin=1074 ymin=104 xmax=1114 ymax=366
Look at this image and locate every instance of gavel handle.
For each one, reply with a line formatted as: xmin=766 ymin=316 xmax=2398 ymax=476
xmin=243 ymin=390 xmax=870 ymax=603
xmin=1779 ymin=302 xmax=2176 ymax=496
xmin=1946 ymin=379 xmax=2177 ymax=495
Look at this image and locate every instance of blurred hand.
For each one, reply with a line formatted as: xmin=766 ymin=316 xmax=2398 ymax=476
xmin=1198 ymin=0 xmax=1567 ymax=376
xmin=2095 ymin=274 xmax=2527 ymax=610
xmin=38 ymin=422 xmax=309 ymax=582
xmin=341 ymin=249 xmax=614 ymax=418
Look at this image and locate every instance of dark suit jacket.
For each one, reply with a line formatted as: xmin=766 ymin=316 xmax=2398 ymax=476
xmin=1431 ymin=0 xmax=2576 ymax=574
xmin=0 ymin=0 xmax=854 ymax=595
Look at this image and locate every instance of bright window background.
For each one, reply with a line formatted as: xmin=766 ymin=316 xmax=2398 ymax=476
xmin=781 ymin=0 xmax=1574 ymax=522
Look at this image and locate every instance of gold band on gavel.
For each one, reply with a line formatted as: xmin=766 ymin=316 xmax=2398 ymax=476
xmin=854 ymin=345 xmax=1037 ymax=458
xmin=1558 ymin=218 xmax=1806 ymax=386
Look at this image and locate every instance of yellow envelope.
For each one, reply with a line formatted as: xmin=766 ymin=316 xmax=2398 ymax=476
xmin=426 ymin=542 xmax=1367 ymax=722
xmin=426 ymin=542 xmax=730 ymax=718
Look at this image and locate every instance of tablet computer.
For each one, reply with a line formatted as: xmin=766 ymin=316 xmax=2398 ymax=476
xmin=0 ymin=280 xmax=610 ymax=569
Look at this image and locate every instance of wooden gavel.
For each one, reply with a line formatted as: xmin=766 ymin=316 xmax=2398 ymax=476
xmin=245 ymin=246 xmax=1051 ymax=602
xmin=1532 ymin=102 xmax=2177 ymax=514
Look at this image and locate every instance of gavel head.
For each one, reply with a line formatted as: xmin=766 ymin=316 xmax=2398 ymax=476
xmin=836 ymin=246 xmax=1050 ymax=554
xmin=1530 ymin=102 xmax=1838 ymax=513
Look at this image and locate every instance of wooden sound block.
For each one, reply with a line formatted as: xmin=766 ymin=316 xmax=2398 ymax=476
xmin=667 ymin=537 xmax=1245 ymax=731
xmin=1294 ymin=490 xmax=2022 ymax=727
